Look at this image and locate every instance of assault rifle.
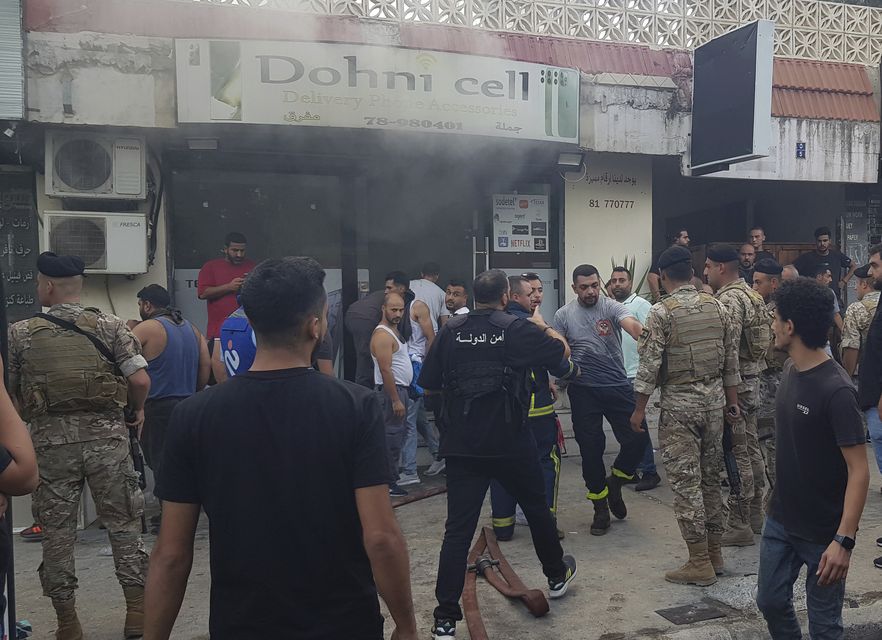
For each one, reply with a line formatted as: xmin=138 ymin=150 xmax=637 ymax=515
xmin=722 ymin=424 xmax=742 ymax=496
xmin=124 ymin=408 xmax=148 ymax=534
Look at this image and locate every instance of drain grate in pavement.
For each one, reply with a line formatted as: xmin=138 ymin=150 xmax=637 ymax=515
xmin=655 ymin=602 xmax=728 ymax=625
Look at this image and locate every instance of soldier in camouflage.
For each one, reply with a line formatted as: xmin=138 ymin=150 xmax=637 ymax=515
xmin=705 ymin=244 xmax=772 ymax=546
xmin=841 ymin=264 xmax=880 ymax=379
xmin=631 ymin=246 xmax=741 ymax=586
xmin=752 ymin=259 xmax=786 ymax=508
xmin=7 ymin=252 xmax=151 ymax=640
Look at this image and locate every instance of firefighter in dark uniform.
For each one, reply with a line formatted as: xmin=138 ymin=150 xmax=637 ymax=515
xmin=490 ymin=275 xmax=563 ymax=541
xmin=419 ymin=270 xmax=580 ymax=640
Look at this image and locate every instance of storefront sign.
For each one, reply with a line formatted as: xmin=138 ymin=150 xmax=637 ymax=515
xmin=0 ymin=168 xmax=39 ymax=322
xmin=493 ymin=194 xmax=549 ymax=253
xmin=176 ymin=40 xmax=579 ymax=143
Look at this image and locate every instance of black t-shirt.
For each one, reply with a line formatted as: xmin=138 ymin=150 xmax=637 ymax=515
xmin=156 ymin=368 xmax=389 ymax=639
xmin=418 ymin=310 xmax=568 ymax=458
xmin=769 ymin=359 xmax=866 ymax=543
xmin=756 ymin=250 xmax=775 ymax=263
xmin=858 ymin=302 xmax=882 ymax=409
xmin=793 ymin=249 xmax=852 ymax=292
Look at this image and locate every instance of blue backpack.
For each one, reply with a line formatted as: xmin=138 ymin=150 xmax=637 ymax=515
xmin=220 ymin=307 xmax=256 ymax=377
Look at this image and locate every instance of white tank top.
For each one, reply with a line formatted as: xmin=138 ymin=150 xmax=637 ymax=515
xmin=372 ymin=324 xmax=414 ymax=387
xmin=408 ymin=303 xmax=428 ymax=362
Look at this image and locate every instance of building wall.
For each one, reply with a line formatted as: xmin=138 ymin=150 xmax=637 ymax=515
xmin=563 ymin=153 xmax=653 ymax=302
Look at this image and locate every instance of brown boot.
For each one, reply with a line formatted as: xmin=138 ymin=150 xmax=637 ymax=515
xmin=123 ymin=585 xmax=145 ymax=638
xmin=749 ymin=493 xmax=765 ymax=534
xmin=707 ymin=532 xmax=725 ymax=576
xmin=52 ymin=597 xmax=83 ymax=640
xmin=664 ymin=541 xmax=718 ymax=586
xmin=721 ymin=502 xmax=756 ymax=547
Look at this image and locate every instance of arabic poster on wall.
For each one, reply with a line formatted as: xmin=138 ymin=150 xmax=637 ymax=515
xmin=0 ymin=168 xmax=39 ymax=323
xmin=492 ymin=193 xmax=549 ymax=253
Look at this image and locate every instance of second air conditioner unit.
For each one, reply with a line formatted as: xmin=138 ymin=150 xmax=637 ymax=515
xmin=45 ymin=131 xmax=147 ymax=200
xmin=43 ymin=211 xmax=148 ymax=275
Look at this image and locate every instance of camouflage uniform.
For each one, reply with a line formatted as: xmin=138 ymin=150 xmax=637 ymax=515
xmin=635 ymin=284 xmax=740 ymax=543
xmin=758 ymin=300 xmax=786 ymax=505
xmin=716 ymin=279 xmax=771 ymax=529
xmin=840 ymin=291 xmax=880 ymax=374
xmin=8 ymin=303 xmax=149 ymax=602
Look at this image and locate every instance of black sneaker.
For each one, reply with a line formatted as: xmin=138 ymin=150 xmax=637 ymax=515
xmin=636 ymin=471 xmax=661 ymax=492
xmin=432 ymin=618 xmax=455 ymax=638
xmin=876 ymin=537 xmax=882 ymax=548
xmin=389 ymin=484 xmax=408 ymax=498
xmin=874 ymin=556 xmax=882 ymax=570
xmin=548 ymin=554 xmax=577 ymax=599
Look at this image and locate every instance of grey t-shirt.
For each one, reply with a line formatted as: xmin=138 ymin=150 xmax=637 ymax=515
xmin=553 ymin=296 xmax=634 ymax=387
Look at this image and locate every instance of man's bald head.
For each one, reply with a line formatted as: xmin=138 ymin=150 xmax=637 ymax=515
xmin=382 ymin=292 xmax=406 ymax=326
xmin=37 ymin=273 xmax=83 ymax=307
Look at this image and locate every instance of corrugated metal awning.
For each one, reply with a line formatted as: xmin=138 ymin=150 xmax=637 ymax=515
xmin=0 ymin=0 xmax=24 ymax=120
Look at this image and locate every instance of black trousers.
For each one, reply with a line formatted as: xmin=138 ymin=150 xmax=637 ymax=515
xmin=567 ymin=383 xmax=649 ymax=498
xmin=434 ymin=452 xmax=566 ymax=621
xmin=142 ymin=396 xmax=185 ymax=488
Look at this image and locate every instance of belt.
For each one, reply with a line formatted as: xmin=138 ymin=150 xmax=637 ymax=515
xmin=376 ymin=384 xmax=409 ymax=391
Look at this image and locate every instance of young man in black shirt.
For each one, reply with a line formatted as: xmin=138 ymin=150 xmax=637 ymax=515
xmin=144 ymin=257 xmax=418 ymax=640
xmin=756 ymin=277 xmax=869 ymax=639
xmin=792 ymin=226 xmax=857 ymax=303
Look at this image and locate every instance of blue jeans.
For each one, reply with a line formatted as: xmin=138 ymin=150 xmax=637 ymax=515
xmin=865 ymin=408 xmax=882 ymax=475
xmin=400 ymin=396 xmax=439 ymax=475
xmin=637 ymin=440 xmax=656 ymax=475
xmin=756 ymin=516 xmax=845 ymax=640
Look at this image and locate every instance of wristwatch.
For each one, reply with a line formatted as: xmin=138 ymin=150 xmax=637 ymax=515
xmin=833 ymin=534 xmax=856 ymax=551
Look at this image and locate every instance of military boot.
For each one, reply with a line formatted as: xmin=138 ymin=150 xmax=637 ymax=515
xmin=590 ymin=498 xmax=611 ymax=536
xmin=664 ymin=541 xmax=718 ymax=586
xmin=707 ymin=532 xmax=725 ymax=576
xmin=52 ymin=597 xmax=83 ymax=640
xmin=123 ymin=585 xmax=145 ymax=638
xmin=606 ymin=474 xmax=628 ymax=520
xmin=749 ymin=493 xmax=765 ymax=535
xmin=721 ymin=502 xmax=756 ymax=547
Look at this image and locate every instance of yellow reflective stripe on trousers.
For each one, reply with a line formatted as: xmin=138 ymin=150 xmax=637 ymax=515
xmin=492 ymin=516 xmax=515 ymax=528
xmin=587 ymin=487 xmax=609 ymax=501
xmin=611 ymin=467 xmax=634 ymax=481
xmin=550 ymin=445 xmax=561 ymax=515
xmin=529 ymin=404 xmax=555 ymax=418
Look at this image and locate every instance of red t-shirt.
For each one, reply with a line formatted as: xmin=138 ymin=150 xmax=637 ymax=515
xmin=198 ymin=258 xmax=256 ymax=339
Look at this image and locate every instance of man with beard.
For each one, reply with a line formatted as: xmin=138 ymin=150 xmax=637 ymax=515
xmin=840 ymin=264 xmax=879 ymax=379
xmin=752 ymin=259 xmax=786 ymax=503
xmin=198 ymin=232 xmax=256 ymax=381
xmin=445 ymin=279 xmax=469 ymax=315
xmin=371 ymin=292 xmax=414 ymax=497
xmin=793 ymin=226 xmax=857 ymax=303
xmin=553 ymin=265 xmax=648 ymax=535
xmin=609 ymin=267 xmax=659 ymax=491
xmin=739 ymin=244 xmax=757 ymax=283
xmin=132 ymin=285 xmax=210 ymax=532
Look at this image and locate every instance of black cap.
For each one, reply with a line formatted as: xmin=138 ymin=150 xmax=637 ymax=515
xmin=657 ymin=246 xmax=693 ymax=270
xmin=37 ymin=252 xmax=85 ymax=277
xmin=855 ymin=264 xmax=872 ymax=279
xmin=706 ymin=244 xmax=739 ymax=263
xmin=137 ymin=284 xmax=171 ymax=308
xmin=754 ymin=258 xmax=783 ymax=276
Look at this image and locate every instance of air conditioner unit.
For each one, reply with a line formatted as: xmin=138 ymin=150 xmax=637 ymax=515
xmin=45 ymin=132 xmax=146 ymax=200
xmin=43 ymin=211 xmax=148 ymax=275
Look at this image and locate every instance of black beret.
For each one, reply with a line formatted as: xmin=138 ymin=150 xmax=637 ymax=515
xmin=658 ymin=246 xmax=693 ymax=270
xmin=754 ymin=258 xmax=783 ymax=276
xmin=37 ymin=252 xmax=85 ymax=277
xmin=137 ymin=284 xmax=171 ymax=307
xmin=855 ymin=264 xmax=872 ymax=279
xmin=706 ymin=244 xmax=739 ymax=263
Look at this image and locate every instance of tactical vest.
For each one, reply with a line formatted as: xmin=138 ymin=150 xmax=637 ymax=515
xmin=764 ymin=302 xmax=787 ymax=371
xmin=660 ymin=292 xmax=725 ymax=385
xmin=721 ymin=281 xmax=772 ymax=363
xmin=20 ymin=309 xmax=127 ymax=420
xmin=442 ymin=311 xmax=531 ymax=428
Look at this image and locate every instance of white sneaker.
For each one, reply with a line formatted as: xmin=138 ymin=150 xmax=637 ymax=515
xmin=426 ymin=459 xmax=446 ymax=476
xmin=398 ymin=472 xmax=420 ymax=486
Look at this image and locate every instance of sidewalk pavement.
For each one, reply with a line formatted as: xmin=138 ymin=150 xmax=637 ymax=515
xmin=9 ymin=409 xmax=882 ymax=639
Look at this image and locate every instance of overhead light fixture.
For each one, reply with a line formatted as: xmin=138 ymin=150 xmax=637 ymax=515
xmin=557 ymin=151 xmax=584 ymax=171
xmin=187 ymin=138 xmax=219 ymax=150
